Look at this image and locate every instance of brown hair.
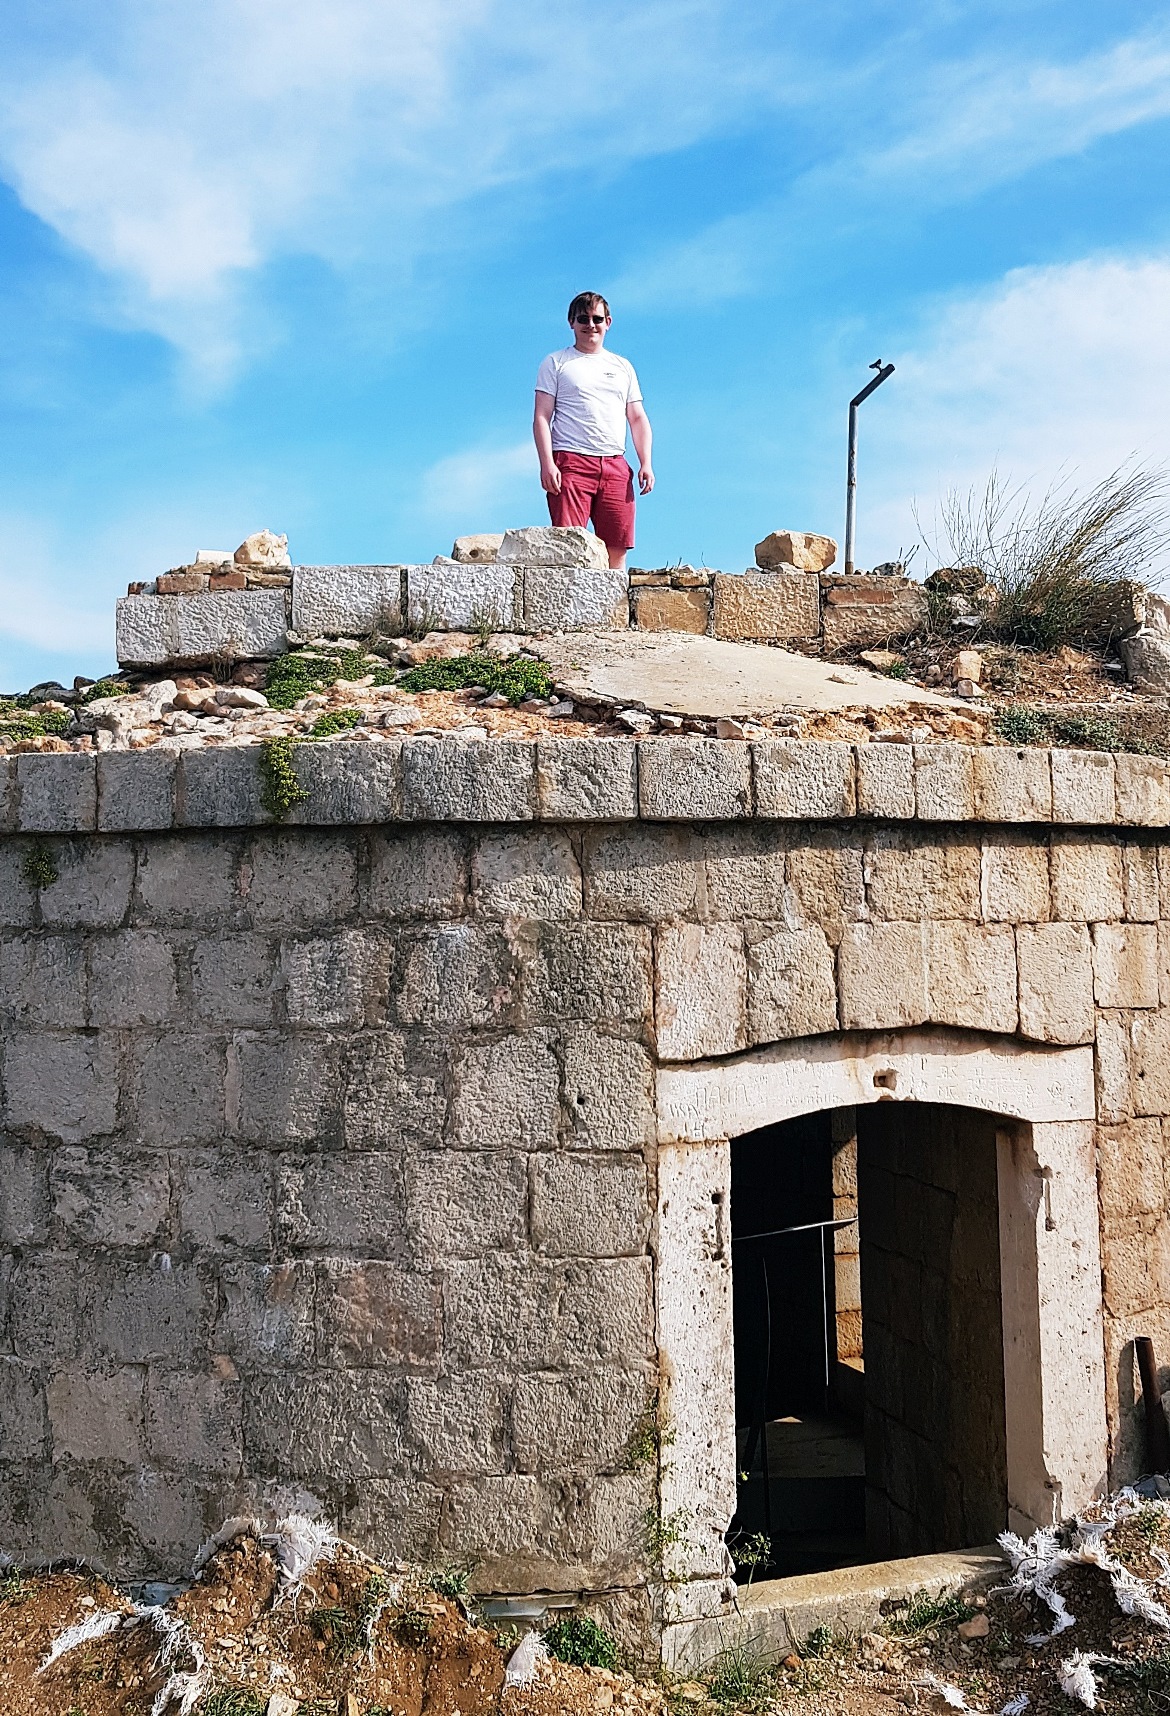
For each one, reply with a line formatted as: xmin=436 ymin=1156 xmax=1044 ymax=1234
xmin=567 ymin=291 xmax=611 ymax=324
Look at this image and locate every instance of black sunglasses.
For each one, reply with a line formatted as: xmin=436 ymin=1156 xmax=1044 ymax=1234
xmin=574 ymin=314 xmax=608 ymax=325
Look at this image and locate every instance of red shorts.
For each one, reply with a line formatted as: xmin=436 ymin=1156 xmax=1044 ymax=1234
xmin=546 ymin=451 xmax=635 ymax=552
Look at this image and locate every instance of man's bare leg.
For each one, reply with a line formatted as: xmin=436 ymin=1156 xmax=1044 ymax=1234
xmin=608 ymin=546 xmax=627 ymax=571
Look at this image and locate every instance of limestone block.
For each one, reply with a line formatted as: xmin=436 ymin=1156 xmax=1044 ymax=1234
xmin=638 ymin=737 xmax=751 ymax=821
xmin=133 ymin=834 xmax=241 ymax=927
xmin=216 ymin=1261 xmax=315 ymax=1364
xmin=702 ymin=826 xmax=789 ymax=920
xmin=277 ymin=1153 xmax=408 ymax=1253
xmin=585 ymin=825 xmax=702 ymax=921
xmin=442 ymin=1254 xmax=654 ymax=1370
xmin=131 ymin=1033 xmax=226 ymax=1144
xmin=837 ymin=923 xmax=928 ymax=1029
xmin=290 ymin=565 xmax=403 ymax=636
xmin=1125 ymin=843 xmax=1160 ymax=922
xmin=499 ymin=525 xmax=610 ymax=569
xmin=342 ymin=1030 xmax=447 ymax=1149
xmin=408 ymin=560 xmax=518 ymax=631
xmin=913 ymin=745 xmax=975 ymax=820
xmin=177 ymin=747 xmax=267 ymax=827
xmin=173 ymin=1150 xmax=273 ymax=1251
xmin=453 ymin=534 xmax=506 ymax=563
xmin=1120 ymin=630 xmax=1170 ymax=693
xmin=536 ymin=737 xmax=638 ymax=821
xmin=856 ymin=744 xmax=915 ymax=819
xmin=1116 ymin=754 xmax=1170 ymax=826
xmin=47 ymin=1367 xmax=143 ymax=1464
xmin=512 ymin=1367 xmax=649 ymax=1472
xmin=1092 ymin=923 xmax=1159 ymax=1009
xmin=755 ymin=530 xmax=837 ymax=572
xmin=437 ymin=1474 xmax=559 ymax=1584
xmin=972 ymin=747 xmax=1052 ymax=822
xmin=1133 ymin=1016 xmax=1170 ymax=1116
xmin=96 ymin=751 xmax=176 ymax=831
xmin=3 ymin=1031 xmax=119 ymax=1142
xmin=243 ymin=1370 xmax=409 ymax=1477
xmin=235 ymin=528 xmax=290 ymax=568
xmin=981 ymin=836 xmax=1050 ymax=923
xmin=191 ymin=934 xmax=278 ymax=1025
xmin=16 ymin=754 xmax=97 ymax=832
xmin=654 ymin=921 xmax=746 ymax=1059
xmin=745 ymin=923 xmax=838 ymax=1043
xmin=51 ymin=1146 xmax=170 ymax=1246
xmin=0 ymin=935 xmax=87 ymax=1028
xmin=315 ymin=1260 xmax=442 ymax=1369
xmin=1016 ymin=923 xmax=1094 ymax=1043
xmin=396 ymin=925 xmax=515 ymax=1028
xmin=1050 ymin=835 xmax=1125 ymax=922
xmin=1051 ymin=748 xmax=1116 ymax=824
xmin=367 ymin=829 xmax=467 ymax=918
xmin=788 ymin=830 xmax=867 ymax=933
xmin=283 ymin=741 xmax=403 ymax=825
xmin=0 ymin=844 xmax=36 ymax=929
xmin=120 ymin=591 xmax=288 ymax=666
xmin=926 ymin=922 xmax=1018 ymax=1033
xmin=561 ymin=1030 xmax=656 ymax=1151
xmin=8 ymin=1254 xmax=81 ymax=1363
xmin=0 ymin=1145 xmax=49 ymax=1244
xmin=405 ymin=1374 xmax=507 ymax=1472
xmin=233 ymin=1034 xmax=344 ymax=1144
xmin=472 ymin=828 xmax=582 ymax=920
xmin=530 ymin=1154 xmax=650 ymax=1256
xmin=1095 ymin=1017 xmax=1134 ymax=1125
xmin=819 ymin=576 xmax=927 ymax=651
xmin=712 ymin=571 xmax=819 ymax=641
xmin=522 ymin=565 xmax=629 ymax=630
xmin=146 ymin=1370 xmax=243 ymax=1472
xmin=0 ymin=756 xmax=15 ymax=833
xmin=37 ymin=841 xmax=134 ymax=930
xmin=340 ymin=1474 xmax=444 ymax=1564
xmin=631 ymin=586 xmax=710 ymax=634
xmin=88 ymin=932 xmax=178 ymax=1027
xmin=282 ymin=929 xmax=390 ymax=1027
xmin=755 ymin=741 xmax=856 ymax=819
xmin=248 ymin=831 xmax=358 ymax=923
xmin=405 ymin=1151 xmax=529 ymax=1255
xmin=522 ymin=923 xmax=653 ymax=1023
xmin=87 ymin=1262 xmax=206 ymax=1362
xmin=115 ymin=596 xmax=173 ymax=669
xmin=402 ymin=737 xmax=536 ymax=820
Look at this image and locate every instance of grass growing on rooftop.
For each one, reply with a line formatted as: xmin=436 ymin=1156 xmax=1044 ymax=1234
xmin=992 ymin=704 xmax=1160 ymax=753
xmin=265 ymin=648 xmax=395 ymax=710
xmin=397 ymin=652 xmax=552 ymax=705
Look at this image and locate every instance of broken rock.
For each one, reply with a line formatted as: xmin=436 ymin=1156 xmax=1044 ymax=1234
xmin=235 ymin=529 xmax=291 ymax=569
xmin=452 ymin=533 xmax=506 ymax=562
xmin=755 ymin=529 xmax=837 ymax=572
xmin=953 ymin=648 xmax=983 ymax=683
xmin=498 ymin=525 xmax=610 ymax=569
xmin=1121 ymin=630 xmax=1170 ymax=694
xmin=617 ymin=708 xmax=655 ymax=734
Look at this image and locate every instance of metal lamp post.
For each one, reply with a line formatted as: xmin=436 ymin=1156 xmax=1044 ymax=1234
xmin=844 ymin=359 xmax=895 ymax=574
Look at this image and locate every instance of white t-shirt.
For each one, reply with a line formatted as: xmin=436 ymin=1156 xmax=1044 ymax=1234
xmin=534 ymin=346 xmax=643 ymax=458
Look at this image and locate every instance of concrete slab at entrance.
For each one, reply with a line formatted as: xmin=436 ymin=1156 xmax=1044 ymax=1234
xmin=662 ymin=1545 xmax=1008 ymax=1670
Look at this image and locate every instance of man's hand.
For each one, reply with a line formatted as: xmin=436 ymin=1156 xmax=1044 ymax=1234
xmin=638 ymin=465 xmax=655 ymax=495
xmin=541 ymin=463 xmax=563 ymax=495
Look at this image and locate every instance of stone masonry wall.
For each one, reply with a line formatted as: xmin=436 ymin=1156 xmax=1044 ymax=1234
xmin=2 ymin=737 xmax=1170 ymax=1635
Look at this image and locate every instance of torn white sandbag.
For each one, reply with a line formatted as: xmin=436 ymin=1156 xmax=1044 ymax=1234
xmin=504 ymin=1628 xmax=549 ymax=1687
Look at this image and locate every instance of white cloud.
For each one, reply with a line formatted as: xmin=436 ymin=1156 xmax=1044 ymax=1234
xmin=418 ymin=438 xmax=537 ymax=526
xmin=0 ymin=512 xmax=113 ymax=659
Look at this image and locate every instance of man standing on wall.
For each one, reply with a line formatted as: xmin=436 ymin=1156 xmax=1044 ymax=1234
xmin=533 ymin=292 xmax=654 ymax=571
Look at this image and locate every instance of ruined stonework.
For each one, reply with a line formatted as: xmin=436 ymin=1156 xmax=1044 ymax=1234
xmin=2 ymin=738 xmax=1170 ymax=1661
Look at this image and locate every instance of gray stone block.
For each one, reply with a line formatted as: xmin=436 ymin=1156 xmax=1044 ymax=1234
xmin=561 ymin=1031 xmax=655 ymax=1151
xmin=405 ymin=1151 xmax=528 ymax=1255
xmin=47 ymin=1365 xmax=144 ymax=1464
xmin=38 ymin=841 xmax=134 ymax=929
xmin=523 ymin=923 xmax=653 ymax=1023
xmin=0 ymin=1144 xmax=50 ymax=1244
xmin=232 ymin=1034 xmax=345 ymax=1144
xmin=282 ymin=928 xmax=391 ymax=1027
xmin=1115 ymin=754 xmax=1170 ymax=826
xmin=500 ymin=526 xmax=610 ymax=568
xmin=130 ymin=1033 xmax=226 ymax=1144
xmin=191 ymin=934 xmax=278 ymax=1025
xmin=512 ymin=1367 xmax=649 ymax=1473
xmin=402 ymin=737 xmax=536 ymax=821
xmin=972 ymin=746 xmax=1052 ymax=822
xmin=177 ymin=746 xmax=268 ymax=827
xmin=405 ymin=1374 xmax=507 ymax=1473
xmin=117 ymin=592 xmax=288 ymax=667
xmin=638 ymin=738 xmax=752 ymax=820
xmin=216 ymin=1261 xmax=316 ymax=1365
xmin=536 ymin=737 xmax=638 ymax=820
xmin=472 ymin=828 xmax=582 ymax=920
xmin=342 ymin=1028 xmax=447 ymax=1152
xmin=9 ymin=1253 xmax=82 ymax=1362
xmin=243 ymin=1370 xmax=407 ymax=1478
xmin=290 ymin=565 xmax=404 ymax=636
xmin=367 ymin=829 xmax=468 ymax=919
xmin=134 ymin=834 xmax=244 ymax=926
xmin=3 ymin=1031 xmax=119 ymax=1142
xmin=754 ymin=741 xmax=856 ymax=819
xmin=523 ymin=565 xmax=629 ymax=630
xmin=0 ymin=844 xmax=36 ymax=929
xmin=97 ymin=751 xmax=177 ymax=832
xmin=247 ymin=831 xmax=359 ymax=923
xmin=316 ymin=1261 xmax=441 ymax=1370
xmin=87 ymin=1261 xmax=207 ymax=1362
xmin=51 ymin=1146 xmax=170 ymax=1246
xmin=174 ymin=1150 xmax=274 ymax=1252
xmin=449 ymin=1031 xmax=560 ymax=1151
xmin=530 ymin=1154 xmax=649 ymax=1256
xmin=746 ymin=923 xmax=838 ymax=1042
xmin=277 ymin=1152 xmax=408 ymax=1254
xmin=584 ymin=825 xmax=703 ymax=922
xmin=0 ymin=756 xmax=16 ymax=832
xmin=913 ymin=745 xmax=975 ymax=820
xmin=856 ymin=744 xmax=915 ymax=820
xmin=88 ymin=932 xmax=178 ymax=1026
xmin=0 ymin=935 xmax=87 ymax=1027
xmin=654 ymin=920 xmax=747 ymax=1058
xmin=396 ymin=925 xmax=516 ymax=1028
xmin=16 ymin=754 xmax=97 ymax=832
xmin=340 ymin=1473 xmax=444 ymax=1564
xmin=115 ymin=596 xmax=172 ymax=669
xmin=407 ymin=561 xmax=519 ymax=630
xmin=283 ymin=740 xmax=402 ymax=825
xmin=146 ymin=1370 xmax=243 ymax=1472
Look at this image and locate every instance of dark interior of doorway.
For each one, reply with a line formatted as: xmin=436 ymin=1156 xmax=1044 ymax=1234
xmin=728 ymin=1101 xmax=1009 ymax=1582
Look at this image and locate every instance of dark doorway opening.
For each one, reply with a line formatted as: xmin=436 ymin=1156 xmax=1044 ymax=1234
xmin=728 ymin=1102 xmax=1009 ymax=1580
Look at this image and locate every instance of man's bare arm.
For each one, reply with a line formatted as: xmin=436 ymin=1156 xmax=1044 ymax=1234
xmin=628 ymin=401 xmax=654 ymax=494
xmin=533 ymin=392 xmax=561 ymax=494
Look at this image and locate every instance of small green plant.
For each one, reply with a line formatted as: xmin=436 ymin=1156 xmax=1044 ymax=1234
xmin=78 ymin=677 xmax=131 ymax=703
xmin=800 ymin=1624 xmax=842 ymax=1659
xmin=703 ymin=1638 xmax=779 ymax=1708
xmin=259 ymin=737 xmax=309 ymax=820
xmin=1136 ymin=1503 xmax=1168 ymax=1544
xmin=543 ymin=1614 xmax=620 ymax=1671
xmin=22 ymin=842 xmax=58 ymax=889
xmin=626 ymin=1398 xmax=676 ymax=1470
xmin=309 ymin=707 xmax=363 ymax=738
xmin=0 ymin=1568 xmax=29 ymax=1606
xmin=0 ymin=701 xmax=71 ymax=740
xmin=426 ymin=1562 xmax=470 ymax=1599
xmin=403 ymin=597 xmax=445 ymax=641
xmin=883 ymin=1588 xmax=975 ymax=1638
xmin=310 ymin=1571 xmax=427 ymax=1659
xmin=202 ymin=1689 xmax=267 ymax=1716
xmin=991 ymin=703 xmax=1158 ymax=754
xmin=644 ymin=1506 xmax=689 ymax=1566
xmin=882 ymin=661 xmax=908 ymax=679
xmin=265 ymin=648 xmax=395 ymax=710
xmin=469 ymin=601 xmax=501 ymax=649
xmin=729 ymin=1532 xmax=772 ymax=1590
xmin=397 ymin=652 xmax=553 ymax=705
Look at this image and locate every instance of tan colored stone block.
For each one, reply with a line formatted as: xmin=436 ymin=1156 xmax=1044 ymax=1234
xmin=788 ymin=832 xmax=866 ymax=936
xmin=1124 ymin=843 xmax=1160 ymax=922
xmin=972 ymin=747 xmax=1052 ymax=822
xmin=856 ymin=745 xmax=915 ymax=819
xmin=1050 ymin=835 xmax=1125 ymax=922
xmin=1133 ymin=1014 xmax=1170 ymax=1116
xmin=703 ymin=826 xmax=789 ymax=921
xmin=1016 ymin=922 xmax=1094 ymax=1043
xmin=1159 ymin=922 xmax=1170 ymax=1006
xmin=1095 ymin=1015 xmax=1134 ymax=1124
xmin=1101 ymin=1220 xmax=1156 ymax=1318
xmin=712 ymin=572 xmax=819 ymax=641
xmin=1116 ymin=753 xmax=1170 ymax=825
xmin=654 ymin=921 xmax=746 ymax=1059
xmin=1098 ymin=1119 xmax=1165 ymax=1223
xmin=913 ymin=745 xmax=975 ymax=820
xmin=755 ymin=530 xmax=837 ymax=572
xmin=754 ymin=741 xmax=856 ymax=819
xmin=745 ymin=923 xmax=838 ymax=1043
xmin=1092 ymin=923 xmax=1159 ymax=1009
xmin=926 ymin=922 xmax=1018 ymax=1033
xmin=837 ymin=922 xmax=928 ymax=1029
xmin=865 ymin=829 xmax=980 ymax=921
xmin=819 ymin=577 xmax=927 ymax=651
xmin=981 ymin=836 xmax=1050 ymax=923
xmin=630 ymin=586 xmax=710 ymax=635
xmin=1051 ymin=748 xmax=1116 ymax=823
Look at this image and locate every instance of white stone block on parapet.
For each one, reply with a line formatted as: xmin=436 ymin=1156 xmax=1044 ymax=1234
xmin=522 ymin=566 xmax=629 ymax=631
xmin=117 ymin=592 xmax=288 ymax=667
xmin=499 ymin=525 xmax=609 ymax=569
xmin=408 ymin=561 xmax=519 ymax=630
xmin=290 ymin=565 xmax=404 ymax=637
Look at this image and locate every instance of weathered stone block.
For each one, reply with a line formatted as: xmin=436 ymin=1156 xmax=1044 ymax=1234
xmin=0 ymin=1359 xmax=46 ymax=1460
xmin=453 ymin=533 xmax=505 ymax=563
xmin=146 ymin=1370 xmax=243 ymax=1472
xmin=584 ymin=825 xmax=702 ymax=921
xmin=3 ymin=1031 xmax=119 ymax=1142
xmin=282 ymin=929 xmax=391 ymax=1027
xmin=787 ymin=830 xmax=867 ymax=933
xmin=232 ymin=1034 xmax=344 ymax=1144
xmin=51 ymin=1147 xmax=170 ymax=1247
xmin=16 ymin=754 xmax=97 ymax=832
xmin=38 ymin=841 xmax=134 ymax=930
xmin=837 ymin=923 xmax=928 ymax=1029
xmin=130 ymin=1034 xmax=225 ymax=1143
xmin=701 ymin=825 xmax=788 ymax=921
xmin=755 ymin=530 xmax=837 ymax=572
xmin=1093 ymin=924 xmax=1159 ymax=1009
xmin=531 ymin=1154 xmax=649 ymax=1256
xmin=819 ymin=576 xmax=927 ymax=651
xmin=278 ymin=1154 xmax=408 ymax=1254
xmin=0 ymin=934 xmax=87 ymax=1027
xmin=244 ymin=1370 xmax=407 ymax=1478
xmin=512 ymin=1368 xmax=649 ymax=1472
xmin=405 ymin=1151 xmax=528 ymax=1255
xmin=913 ymin=746 xmax=975 ymax=820
xmin=173 ymin=1151 xmax=273 ymax=1252
xmin=134 ymin=834 xmax=242 ymax=926
xmin=315 ymin=1262 xmax=442 ymax=1370
xmin=46 ymin=1366 xmax=143 ymax=1464
xmin=972 ymin=747 xmax=1052 ymax=822
xmin=0 ymin=1145 xmax=49 ymax=1244
xmin=408 ymin=560 xmax=518 ymax=630
xmin=284 ymin=741 xmax=403 ymax=825
xmin=745 ymin=923 xmax=838 ymax=1043
xmin=522 ymin=923 xmax=653 ymax=1023
xmin=216 ymin=1261 xmax=316 ymax=1365
xmin=442 ymin=1255 xmax=653 ymax=1370
xmin=177 ymin=747 xmax=267 ymax=827
xmin=346 ymin=1030 xmax=445 ymax=1155
xmin=8 ymin=1254 xmax=81 ymax=1362
xmin=1116 ymin=754 xmax=1170 ymax=826
xmin=290 ymin=565 xmax=404 ymax=636
xmin=396 ymin=925 xmax=514 ymax=1028
xmin=631 ymin=586 xmax=710 ymax=634
xmin=87 ymin=1262 xmax=206 ymax=1363
xmin=1050 ymin=835 xmax=1125 ymax=922
xmin=402 ymin=737 xmax=536 ymax=821
xmin=856 ymin=744 xmax=915 ymax=819
xmin=0 ymin=756 xmax=13 ymax=834
xmin=0 ymin=844 xmax=36 ymax=928
xmin=1098 ymin=1119 xmax=1164 ymax=1223
xmin=449 ymin=1031 xmax=559 ymax=1151
xmin=536 ymin=738 xmax=638 ymax=821
xmin=926 ymin=922 xmax=1018 ymax=1032
xmin=755 ymin=742 xmax=856 ymax=819
xmin=1124 ymin=843 xmax=1160 ymax=922
xmin=560 ymin=1031 xmax=655 ymax=1151
xmin=655 ymin=921 xmax=746 ymax=1059
xmin=406 ymin=1374 xmax=507 ymax=1473
xmin=191 ymin=934 xmax=278 ymax=1025
xmin=118 ymin=591 xmax=288 ymax=666
xmin=472 ymin=829 xmax=582 ymax=920
xmin=1016 ymin=923 xmax=1094 ymax=1044
xmin=115 ymin=596 xmax=171 ymax=668
xmin=1051 ymin=748 xmax=1116 ymax=824
xmin=437 ymin=1474 xmax=559 ymax=1584
xmin=97 ymin=751 xmax=177 ymax=831
xmin=88 ymin=931 xmax=178 ymax=1026
xmin=500 ymin=526 xmax=609 ymax=569
xmin=248 ymin=832 xmax=358 ymax=923
xmin=638 ymin=738 xmax=751 ymax=820
xmin=367 ymin=829 xmax=467 ymax=918
xmin=712 ymin=572 xmax=819 ymax=641
xmin=522 ymin=565 xmax=629 ymax=630
xmin=339 ymin=1474 xmax=444 ymax=1565
xmin=981 ymin=836 xmax=1050 ymax=923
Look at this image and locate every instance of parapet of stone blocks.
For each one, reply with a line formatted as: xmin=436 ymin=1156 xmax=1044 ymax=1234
xmin=116 ymin=590 xmax=290 ymax=668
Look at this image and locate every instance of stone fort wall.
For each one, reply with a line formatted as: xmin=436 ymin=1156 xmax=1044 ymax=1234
xmin=2 ymin=736 xmax=1170 ymax=1643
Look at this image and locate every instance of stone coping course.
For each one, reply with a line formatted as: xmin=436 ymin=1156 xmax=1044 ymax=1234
xmin=2 ymin=738 xmax=1168 ymax=833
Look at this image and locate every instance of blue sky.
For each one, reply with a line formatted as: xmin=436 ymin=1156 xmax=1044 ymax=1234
xmin=2 ymin=0 xmax=1170 ymax=687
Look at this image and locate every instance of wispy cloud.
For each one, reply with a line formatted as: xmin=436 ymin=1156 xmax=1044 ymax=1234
xmin=418 ymin=439 xmax=537 ymax=529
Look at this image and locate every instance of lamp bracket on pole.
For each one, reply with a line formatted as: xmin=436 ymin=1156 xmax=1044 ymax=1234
xmin=844 ymin=358 xmax=894 ymax=575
